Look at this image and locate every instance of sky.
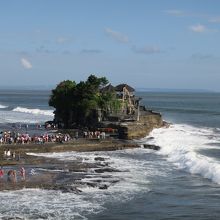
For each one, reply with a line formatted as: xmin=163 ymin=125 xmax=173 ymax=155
xmin=0 ymin=0 xmax=220 ymax=91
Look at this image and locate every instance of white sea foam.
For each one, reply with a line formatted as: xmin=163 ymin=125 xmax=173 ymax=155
xmin=0 ymin=104 xmax=8 ymax=108
xmin=0 ymin=188 xmax=102 ymax=220
xmin=0 ymin=110 xmax=54 ymax=123
xmin=12 ymin=106 xmax=54 ymax=116
xmin=146 ymin=124 xmax=220 ymax=184
xmin=2 ymin=142 xmax=172 ymax=219
xmin=34 ymin=149 xmax=168 ymax=191
xmin=0 ymin=106 xmax=54 ymax=123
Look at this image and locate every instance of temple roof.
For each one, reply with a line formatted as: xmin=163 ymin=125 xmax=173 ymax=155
xmin=100 ymin=84 xmax=115 ymax=92
xmin=115 ymin=84 xmax=135 ymax=92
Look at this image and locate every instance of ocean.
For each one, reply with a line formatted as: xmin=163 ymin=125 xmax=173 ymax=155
xmin=0 ymin=90 xmax=220 ymax=219
xmin=0 ymin=89 xmax=54 ymax=132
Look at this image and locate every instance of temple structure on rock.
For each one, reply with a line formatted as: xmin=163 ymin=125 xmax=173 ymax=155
xmin=98 ymin=83 xmax=163 ymax=139
xmin=50 ymin=79 xmax=163 ymax=140
xmin=99 ymin=83 xmax=142 ymax=122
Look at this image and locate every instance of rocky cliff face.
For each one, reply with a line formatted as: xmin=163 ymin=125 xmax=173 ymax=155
xmin=117 ymin=112 xmax=163 ymax=139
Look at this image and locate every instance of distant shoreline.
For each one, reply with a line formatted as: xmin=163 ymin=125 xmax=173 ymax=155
xmin=0 ymin=87 xmax=217 ymax=93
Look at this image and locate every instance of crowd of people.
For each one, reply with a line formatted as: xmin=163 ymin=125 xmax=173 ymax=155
xmin=3 ymin=149 xmax=20 ymax=161
xmin=0 ymin=166 xmax=25 ymax=183
xmin=83 ymin=130 xmax=106 ymax=139
xmin=0 ymin=123 xmax=117 ymax=147
xmin=0 ymin=131 xmax=71 ymax=145
xmin=0 ymin=129 xmax=111 ymax=147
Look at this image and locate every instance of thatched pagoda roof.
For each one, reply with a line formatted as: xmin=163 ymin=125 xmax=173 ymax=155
xmin=115 ymin=84 xmax=135 ymax=92
xmin=100 ymin=84 xmax=115 ymax=92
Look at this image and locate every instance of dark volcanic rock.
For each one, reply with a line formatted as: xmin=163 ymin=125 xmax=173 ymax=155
xmin=84 ymin=182 xmax=97 ymax=188
xmin=0 ymin=138 xmax=143 ymax=192
xmin=143 ymin=144 xmax=160 ymax=150
xmin=2 ymin=217 xmax=23 ymax=220
xmin=94 ymin=168 xmax=121 ymax=173
xmin=99 ymin=184 xmax=108 ymax=190
xmin=146 ymin=137 xmax=154 ymax=140
xmin=52 ymin=185 xmax=82 ymax=193
xmin=94 ymin=157 xmax=105 ymax=161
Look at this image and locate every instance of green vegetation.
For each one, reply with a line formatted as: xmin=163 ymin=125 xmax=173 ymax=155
xmin=49 ymin=74 xmax=121 ymax=128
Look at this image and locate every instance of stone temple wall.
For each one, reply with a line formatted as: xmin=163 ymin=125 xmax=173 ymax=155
xmin=117 ymin=113 xmax=163 ymax=139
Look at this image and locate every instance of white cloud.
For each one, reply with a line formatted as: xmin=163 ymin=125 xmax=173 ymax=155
xmin=56 ymin=37 xmax=72 ymax=44
xmin=34 ymin=29 xmax=42 ymax=34
xmin=166 ymin=9 xmax=220 ymax=25
xmin=209 ymin=17 xmax=220 ymax=23
xmin=165 ymin=9 xmax=184 ymax=16
xmin=189 ymin=24 xmax=218 ymax=33
xmin=57 ymin=37 xmax=68 ymax=44
xmin=191 ymin=53 xmax=214 ymax=60
xmin=189 ymin=24 xmax=206 ymax=33
xmin=81 ymin=49 xmax=102 ymax=54
xmin=21 ymin=58 xmax=32 ymax=69
xmin=105 ymin=28 xmax=129 ymax=43
xmin=132 ymin=46 xmax=161 ymax=54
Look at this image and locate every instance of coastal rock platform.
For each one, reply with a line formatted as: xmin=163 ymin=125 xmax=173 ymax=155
xmin=115 ymin=112 xmax=164 ymax=139
xmin=0 ymin=139 xmax=140 ymax=192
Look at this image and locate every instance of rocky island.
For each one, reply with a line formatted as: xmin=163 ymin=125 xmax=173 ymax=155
xmin=0 ymin=75 xmax=164 ymax=192
xmin=49 ymin=74 xmax=164 ymax=139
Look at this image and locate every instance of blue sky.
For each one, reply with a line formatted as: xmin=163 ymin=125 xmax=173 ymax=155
xmin=1 ymin=0 xmax=220 ymax=91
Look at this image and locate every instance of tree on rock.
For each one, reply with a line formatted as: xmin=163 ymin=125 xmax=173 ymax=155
xmin=49 ymin=80 xmax=76 ymax=128
xmin=49 ymin=74 xmax=116 ymax=128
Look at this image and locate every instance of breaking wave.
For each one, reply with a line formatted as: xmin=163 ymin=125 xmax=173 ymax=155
xmin=0 ymin=104 xmax=8 ymax=109
xmin=0 ymin=188 xmax=102 ymax=220
xmin=2 ymin=148 xmax=168 ymax=219
xmin=12 ymin=107 xmax=54 ymax=116
xmin=146 ymin=124 xmax=220 ymax=184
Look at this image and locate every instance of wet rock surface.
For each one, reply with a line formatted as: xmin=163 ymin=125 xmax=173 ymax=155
xmin=0 ymin=139 xmax=140 ymax=193
xmin=143 ymin=144 xmax=161 ymax=150
xmin=0 ymin=153 xmax=123 ymax=193
xmin=51 ymin=185 xmax=82 ymax=193
xmin=94 ymin=157 xmax=106 ymax=161
xmin=94 ymin=167 xmax=121 ymax=173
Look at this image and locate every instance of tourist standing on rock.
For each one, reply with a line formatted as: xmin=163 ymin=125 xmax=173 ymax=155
xmin=20 ymin=167 xmax=26 ymax=180
xmin=0 ymin=166 xmax=4 ymax=179
xmin=3 ymin=149 xmax=7 ymax=158
xmin=75 ymin=131 xmax=79 ymax=140
xmin=6 ymin=149 xmax=11 ymax=157
xmin=101 ymin=131 xmax=106 ymax=139
xmin=11 ymin=151 xmax=16 ymax=160
xmin=7 ymin=170 xmax=17 ymax=183
xmin=16 ymin=152 xmax=21 ymax=161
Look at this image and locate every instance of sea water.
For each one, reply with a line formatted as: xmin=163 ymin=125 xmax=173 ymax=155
xmin=1 ymin=90 xmax=220 ymax=219
xmin=0 ymin=89 xmax=54 ymax=131
xmin=0 ymin=89 xmax=54 ymax=123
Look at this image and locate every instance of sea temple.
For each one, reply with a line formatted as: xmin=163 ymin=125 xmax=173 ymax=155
xmin=98 ymin=83 xmax=163 ymax=139
xmin=50 ymin=75 xmax=164 ymax=139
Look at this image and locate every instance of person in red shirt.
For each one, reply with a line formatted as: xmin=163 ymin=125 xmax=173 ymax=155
xmin=0 ymin=166 xmax=4 ymax=178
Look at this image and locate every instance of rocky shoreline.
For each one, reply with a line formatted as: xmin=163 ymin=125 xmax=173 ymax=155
xmin=0 ymin=113 xmax=168 ymax=193
xmin=0 ymin=138 xmax=140 ymax=192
